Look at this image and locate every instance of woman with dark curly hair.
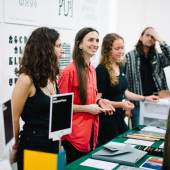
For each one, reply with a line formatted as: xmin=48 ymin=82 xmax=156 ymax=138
xmin=11 ymin=27 xmax=64 ymax=170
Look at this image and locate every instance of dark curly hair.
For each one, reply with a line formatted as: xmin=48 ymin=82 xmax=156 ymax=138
xmin=72 ymin=27 xmax=99 ymax=104
xmin=17 ymin=27 xmax=60 ymax=87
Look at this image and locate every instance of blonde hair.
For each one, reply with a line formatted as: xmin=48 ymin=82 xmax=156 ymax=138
xmin=100 ymin=33 xmax=124 ymax=86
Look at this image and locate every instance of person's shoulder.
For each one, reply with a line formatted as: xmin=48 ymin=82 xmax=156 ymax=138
xmin=96 ymin=64 xmax=106 ymax=70
xmin=17 ymin=73 xmax=33 ymax=87
xmin=96 ymin=64 xmax=107 ymax=75
xmin=125 ymin=48 xmax=138 ymax=59
xmin=63 ymin=62 xmax=75 ymax=71
xmin=126 ymin=48 xmax=136 ymax=55
xmin=60 ymin=62 xmax=76 ymax=76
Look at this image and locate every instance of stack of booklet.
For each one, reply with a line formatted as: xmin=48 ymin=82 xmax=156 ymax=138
xmin=92 ymin=142 xmax=147 ymax=166
xmin=125 ymin=131 xmax=164 ymax=141
xmin=125 ymin=126 xmax=165 ymax=142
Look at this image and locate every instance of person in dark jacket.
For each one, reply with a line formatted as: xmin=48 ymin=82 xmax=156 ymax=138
xmin=125 ymin=27 xmax=170 ymax=128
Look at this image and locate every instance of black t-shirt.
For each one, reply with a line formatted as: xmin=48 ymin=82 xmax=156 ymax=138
xmin=96 ymin=64 xmax=128 ymax=101
xmin=96 ymin=64 xmax=128 ymax=145
xmin=140 ymin=54 xmax=157 ymax=95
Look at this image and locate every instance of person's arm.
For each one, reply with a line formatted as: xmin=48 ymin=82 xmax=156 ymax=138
xmin=96 ymin=98 xmax=115 ymax=115
xmin=59 ymin=67 xmax=109 ymax=115
xmin=109 ymin=99 xmax=134 ymax=111
xmin=96 ymin=95 xmax=133 ymax=113
xmin=159 ymin=41 xmax=170 ymax=67
xmin=58 ymin=68 xmax=72 ymax=93
xmin=73 ymin=104 xmax=105 ymax=115
xmin=12 ymin=74 xmax=33 ymax=150
xmin=151 ymin=28 xmax=170 ymax=67
xmin=96 ymin=66 xmax=116 ymax=115
xmin=125 ymin=89 xmax=159 ymax=102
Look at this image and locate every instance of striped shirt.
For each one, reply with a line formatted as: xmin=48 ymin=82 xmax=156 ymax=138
xmin=125 ymin=42 xmax=170 ymax=106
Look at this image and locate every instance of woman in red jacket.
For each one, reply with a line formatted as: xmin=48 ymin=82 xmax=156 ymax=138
xmin=58 ymin=27 xmax=114 ymax=164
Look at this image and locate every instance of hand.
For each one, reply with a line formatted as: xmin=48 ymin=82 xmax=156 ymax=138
xmin=98 ymin=99 xmax=115 ymax=115
xmin=122 ymin=100 xmax=134 ymax=111
xmin=87 ymin=104 xmax=105 ymax=115
xmin=10 ymin=143 xmax=18 ymax=163
xmin=150 ymin=28 xmax=163 ymax=43
xmin=145 ymin=95 xmax=159 ymax=102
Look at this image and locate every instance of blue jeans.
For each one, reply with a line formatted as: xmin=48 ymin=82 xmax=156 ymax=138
xmin=131 ymin=106 xmax=140 ymax=128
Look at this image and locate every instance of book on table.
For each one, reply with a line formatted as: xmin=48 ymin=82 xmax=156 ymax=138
xmin=92 ymin=142 xmax=147 ymax=166
xmin=140 ymin=156 xmax=163 ymax=170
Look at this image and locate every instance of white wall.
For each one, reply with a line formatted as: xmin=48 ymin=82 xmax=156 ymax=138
xmin=0 ymin=1 xmax=114 ymax=167
xmin=117 ymin=0 xmax=170 ymax=89
xmin=73 ymin=0 xmax=118 ymax=66
xmin=0 ymin=0 xmax=3 ymax=22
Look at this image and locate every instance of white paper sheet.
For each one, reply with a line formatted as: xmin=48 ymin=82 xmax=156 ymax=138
xmin=124 ymin=139 xmax=154 ymax=146
xmin=141 ymin=126 xmax=166 ymax=134
xmin=159 ymin=142 xmax=164 ymax=149
xmin=80 ymin=158 xmax=119 ymax=170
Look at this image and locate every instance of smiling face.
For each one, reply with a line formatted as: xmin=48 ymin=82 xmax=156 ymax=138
xmin=79 ymin=31 xmax=99 ymax=58
xmin=54 ymin=38 xmax=64 ymax=60
xmin=140 ymin=28 xmax=156 ymax=47
xmin=110 ymin=38 xmax=124 ymax=63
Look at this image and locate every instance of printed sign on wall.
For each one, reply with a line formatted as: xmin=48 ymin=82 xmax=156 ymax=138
xmin=0 ymin=23 xmax=34 ymax=103
xmin=77 ymin=0 xmax=101 ymax=28
xmin=0 ymin=24 xmax=74 ymax=103
xmin=4 ymin=0 xmax=78 ymax=29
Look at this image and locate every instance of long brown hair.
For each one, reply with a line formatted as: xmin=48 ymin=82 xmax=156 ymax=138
xmin=136 ymin=27 xmax=156 ymax=55
xmin=72 ymin=27 xmax=99 ymax=104
xmin=100 ymin=33 xmax=124 ymax=86
xmin=17 ymin=27 xmax=60 ymax=87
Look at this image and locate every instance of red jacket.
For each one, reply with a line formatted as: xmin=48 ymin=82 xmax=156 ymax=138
xmin=58 ymin=62 xmax=99 ymax=152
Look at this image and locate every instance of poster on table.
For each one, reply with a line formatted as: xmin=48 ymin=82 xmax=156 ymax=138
xmin=4 ymin=0 xmax=78 ymax=29
xmin=49 ymin=93 xmax=73 ymax=141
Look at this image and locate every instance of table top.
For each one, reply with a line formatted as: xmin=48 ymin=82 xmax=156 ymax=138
xmin=65 ymin=126 xmax=164 ymax=170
